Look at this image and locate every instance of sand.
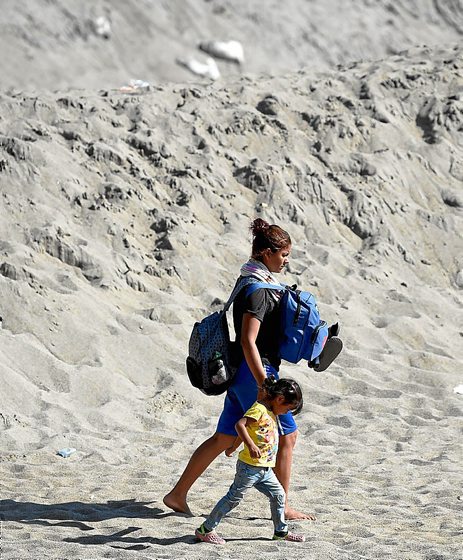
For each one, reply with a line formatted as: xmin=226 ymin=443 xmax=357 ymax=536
xmin=0 ymin=2 xmax=463 ymax=559
xmin=1 ymin=0 xmax=462 ymax=90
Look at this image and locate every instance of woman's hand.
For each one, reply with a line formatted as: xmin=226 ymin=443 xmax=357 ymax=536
xmin=257 ymin=385 xmax=266 ymax=401
xmin=225 ymin=436 xmax=241 ymax=457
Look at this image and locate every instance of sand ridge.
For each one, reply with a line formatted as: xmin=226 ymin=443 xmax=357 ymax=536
xmin=1 ymin=0 xmax=462 ymax=90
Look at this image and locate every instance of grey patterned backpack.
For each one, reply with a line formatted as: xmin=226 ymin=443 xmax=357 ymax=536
xmin=186 ymin=277 xmax=258 ymax=395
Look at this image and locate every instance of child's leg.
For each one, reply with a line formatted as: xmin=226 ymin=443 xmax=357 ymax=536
xmin=256 ymin=470 xmax=306 ymax=542
xmin=255 ymin=468 xmax=287 ymax=534
xmin=202 ymin=461 xmax=262 ymax=531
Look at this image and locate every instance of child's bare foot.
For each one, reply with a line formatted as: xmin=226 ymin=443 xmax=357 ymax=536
xmin=163 ymin=492 xmax=193 ymax=516
xmin=285 ymin=507 xmax=316 ymax=521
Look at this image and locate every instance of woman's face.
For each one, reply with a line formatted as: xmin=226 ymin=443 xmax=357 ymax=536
xmin=262 ymin=244 xmax=291 ymax=273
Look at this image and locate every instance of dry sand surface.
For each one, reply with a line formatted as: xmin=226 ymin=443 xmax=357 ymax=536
xmin=0 ymin=3 xmax=463 ymax=559
xmin=1 ymin=0 xmax=463 ymax=90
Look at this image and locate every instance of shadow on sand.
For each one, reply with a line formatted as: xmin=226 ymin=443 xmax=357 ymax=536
xmin=0 ymin=498 xmax=201 ymax=548
xmin=0 ymin=500 xmax=267 ymax=549
xmin=0 ymin=498 xmax=170 ymax=524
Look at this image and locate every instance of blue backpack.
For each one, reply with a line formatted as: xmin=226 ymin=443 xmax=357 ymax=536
xmin=245 ymin=283 xmax=328 ymax=365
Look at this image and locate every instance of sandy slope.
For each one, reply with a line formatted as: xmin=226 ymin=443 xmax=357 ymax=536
xmin=0 ymin=43 xmax=462 ymax=559
xmin=0 ymin=0 xmax=462 ymax=90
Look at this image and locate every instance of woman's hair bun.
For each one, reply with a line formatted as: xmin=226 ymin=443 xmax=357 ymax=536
xmin=251 ymin=218 xmax=270 ymax=234
xmin=249 ymin=218 xmax=291 ymax=258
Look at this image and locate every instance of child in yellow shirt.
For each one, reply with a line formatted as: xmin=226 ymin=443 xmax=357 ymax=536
xmin=195 ymin=376 xmax=305 ymax=544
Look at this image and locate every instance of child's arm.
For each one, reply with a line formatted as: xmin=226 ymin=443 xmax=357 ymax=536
xmin=235 ymin=417 xmax=261 ymax=458
xmin=225 ymin=435 xmax=242 ymax=457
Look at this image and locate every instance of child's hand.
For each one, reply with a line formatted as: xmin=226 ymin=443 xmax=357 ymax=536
xmin=248 ymin=444 xmax=261 ymax=459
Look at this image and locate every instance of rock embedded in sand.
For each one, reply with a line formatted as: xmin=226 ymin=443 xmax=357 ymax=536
xmin=256 ymin=95 xmax=281 ymax=116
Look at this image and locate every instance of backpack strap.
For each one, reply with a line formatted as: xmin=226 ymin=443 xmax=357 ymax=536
xmin=223 ymin=279 xmax=287 ymax=313
xmin=222 ymin=277 xmax=260 ymax=312
xmin=244 ymin=282 xmax=286 ymax=297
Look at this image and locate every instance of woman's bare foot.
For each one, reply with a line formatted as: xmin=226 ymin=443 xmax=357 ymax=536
xmin=163 ymin=492 xmax=193 ymax=516
xmin=285 ymin=507 xmax=316 ymax=521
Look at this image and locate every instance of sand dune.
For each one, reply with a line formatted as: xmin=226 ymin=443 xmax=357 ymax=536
xmin=1 ymin=0 xmax=462 ymax=90
xmin=0 ymin=19 xmax=462 ymax=560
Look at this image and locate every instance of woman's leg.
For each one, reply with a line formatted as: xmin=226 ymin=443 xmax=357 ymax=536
xmin=163 ymin=432 xmax=236 ymax=514
xmin=274 ymin=430 xmax=316 ymax=521
xmin=165 ymin=361 xmax=250 ymax=514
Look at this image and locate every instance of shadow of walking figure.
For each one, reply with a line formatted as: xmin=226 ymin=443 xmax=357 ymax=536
xmin=0 ymin=498 xmax=200 ymax=550
xmin=0 ymin=498 xmax=167 ymax=524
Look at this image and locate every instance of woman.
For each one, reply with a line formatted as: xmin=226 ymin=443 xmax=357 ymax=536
xmin=163 ymin=218 xmax=314 ymax=520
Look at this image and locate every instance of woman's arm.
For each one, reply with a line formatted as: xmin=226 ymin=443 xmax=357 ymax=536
xmin=241 ymin=313 xmax=267 ymax=389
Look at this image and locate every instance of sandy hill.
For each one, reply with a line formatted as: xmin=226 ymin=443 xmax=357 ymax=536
xmin=0 ymin=40 xmax=462 ymax=559
xmin=1 ymin=0 xmax=462 ymax=90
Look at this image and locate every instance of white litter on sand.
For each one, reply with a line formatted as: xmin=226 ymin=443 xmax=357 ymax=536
xmin=176 ymin=56 xmax=220 ymax=80
xmin=198 ymin=40 xmax=244 ymax=64
xmin=57 ymin=448 xmax=77 ymax=458
xmin=119 ymin=79 xmax=150 ymax=94
xmin=93 ymin=16 xmax=111 ymax=39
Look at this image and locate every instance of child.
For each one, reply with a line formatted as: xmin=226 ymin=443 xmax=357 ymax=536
xmin=195 ymin=376 xmax=306 ymax=544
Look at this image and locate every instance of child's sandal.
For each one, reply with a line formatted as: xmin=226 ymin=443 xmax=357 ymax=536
xmin=195 ymin=524 xmax=226 ymax=545
xmin=273 ymin=531 xmax=305 ymax=542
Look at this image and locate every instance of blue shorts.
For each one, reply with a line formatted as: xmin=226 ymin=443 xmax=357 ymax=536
xmin=216 ymin=360 xmax=298 ymax=437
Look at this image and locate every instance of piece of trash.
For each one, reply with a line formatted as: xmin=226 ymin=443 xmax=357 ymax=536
xmin=93 ymin=16 xmax=111 ymax=39
xmin=198 ymin=40 xmax=244 ymax=65
xmin=57 ymin=448 xmax=76 ymax=458
xmin=119 ymin=79 xmax=150 ymax=94
xmin=176 ymin=56 xmax=220 ymax=80
xmin=453 ymin=384 xmax=463 ymax=395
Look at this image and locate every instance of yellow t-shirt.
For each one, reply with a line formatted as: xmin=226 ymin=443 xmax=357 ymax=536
xmin=238 ymin=401 xmax=279 ymax=468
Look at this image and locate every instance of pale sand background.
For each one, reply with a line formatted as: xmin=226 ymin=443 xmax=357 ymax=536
xmin=0 ymin=2 xmax=463 ymax=559
xmin=1 ymin=0 xmax=463 ymax=90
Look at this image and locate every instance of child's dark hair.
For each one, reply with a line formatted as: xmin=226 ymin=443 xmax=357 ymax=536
xmin=262 ymin=376 xmax=303 ymax=415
